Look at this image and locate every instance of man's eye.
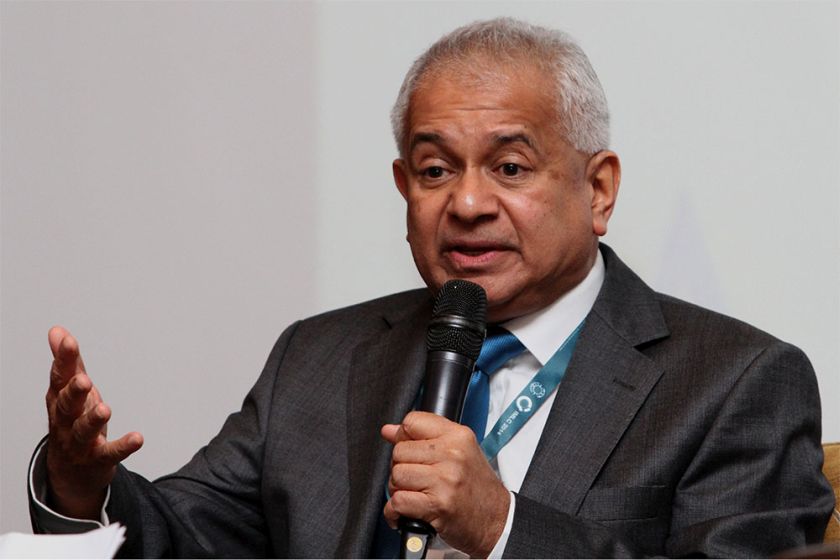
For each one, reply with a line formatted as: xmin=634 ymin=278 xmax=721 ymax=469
xmin=423 ymin=166 xmax=445 ymax=179
xmin=500 ymin=163 xmax=521 ymax=176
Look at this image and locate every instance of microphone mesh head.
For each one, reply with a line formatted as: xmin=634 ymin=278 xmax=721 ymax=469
xmin=427 ymin=280 xmax=487 ymax=358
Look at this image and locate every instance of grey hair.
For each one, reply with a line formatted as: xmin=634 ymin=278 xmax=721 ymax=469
xmin=390 ymin=17 xmax=610 ymax=156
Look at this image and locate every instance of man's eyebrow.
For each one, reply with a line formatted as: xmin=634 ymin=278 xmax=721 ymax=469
xmin=408 ymin=131 xmax=536 ymax=154
xmin=409 ymin=132 xmax=444 ymax=153
xmin=494 ymin=133 xmax=536 ymax=150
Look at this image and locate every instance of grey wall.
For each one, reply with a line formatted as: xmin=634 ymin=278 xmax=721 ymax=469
xmin=2 ymin=0 xmax=837 ymax=534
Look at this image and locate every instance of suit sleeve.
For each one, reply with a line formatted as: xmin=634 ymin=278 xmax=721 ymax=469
xmin=503 ymin=340 xmax=834 ymax=558
xmin=55 ymin=321 xmax=300 ymax=558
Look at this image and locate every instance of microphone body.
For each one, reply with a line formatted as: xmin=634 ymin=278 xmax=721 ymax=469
xmin=418 ymin=350 xmax=475 ymax=419
xmin=398 ymin=280 xmax=487 ymax=559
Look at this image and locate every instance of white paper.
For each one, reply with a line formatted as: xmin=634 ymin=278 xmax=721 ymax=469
xmin=0 ymin=523 xmax=125 ymax=559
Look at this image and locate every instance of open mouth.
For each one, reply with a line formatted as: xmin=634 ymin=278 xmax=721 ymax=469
xmin=443 ymin=243 xmax=511 ymax=269
xmin=456 ymin=248 xmax=494 ymax=257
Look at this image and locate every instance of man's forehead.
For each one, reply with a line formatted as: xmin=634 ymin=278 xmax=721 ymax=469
xmin=405 ymin=63 xmax=557 ymax=139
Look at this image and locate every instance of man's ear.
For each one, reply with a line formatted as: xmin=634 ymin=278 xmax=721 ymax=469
xmin=393 ymin=159 xmax=410 ymax=201
xmin=586 ymin=150 xmax=621 ymax=236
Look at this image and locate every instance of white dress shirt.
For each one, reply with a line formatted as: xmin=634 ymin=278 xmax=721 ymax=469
xmin=490 ymin=250 xmax=605 ymax=494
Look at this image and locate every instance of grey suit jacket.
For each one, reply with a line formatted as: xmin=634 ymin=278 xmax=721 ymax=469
xmin=69 ymin=245 xmax=832 ymax=557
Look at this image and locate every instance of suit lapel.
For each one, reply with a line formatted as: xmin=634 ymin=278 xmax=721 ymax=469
xmin=336 ymin=301 xmax=429 ymax=557
xmin=520 ymin=246 xmax=669 ymax=514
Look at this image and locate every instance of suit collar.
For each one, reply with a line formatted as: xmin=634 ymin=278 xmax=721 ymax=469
xmin=591 ymin=244 xmax=669 ymax=347
xmin=520 ymin=245 xmax=669 ymax=513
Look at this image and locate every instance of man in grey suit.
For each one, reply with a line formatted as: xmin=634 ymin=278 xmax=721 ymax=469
xmin=32 ymin=18 xmax=833 ymax=557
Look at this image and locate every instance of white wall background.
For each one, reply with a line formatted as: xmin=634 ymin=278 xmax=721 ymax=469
xmin=1 ymin=0 xmax=837 ymax=534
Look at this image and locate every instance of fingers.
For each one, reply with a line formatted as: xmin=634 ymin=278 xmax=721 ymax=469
xmin=383 ymin=490 xmax=439 ymax=530
xmin=53 ymin=373 xmax=94 ymax=426
xmin=387 ymin=460 xmax=465 ymax=513
xmin=51 ymin=422 xmax=143 ymax=469
xmin=71 ymin=401 xmax=110 ymax=443
xmin=388 ymin=462 xmax=437 ymax=494
xmin=48 ymin=325 xmax=69 ymax=357
xmin=98 ymin=431 xmax=144 ymax=464
xmin=382 ymin=412 xmax=478 ymax=529
xmin=383 ymin=413 xmax=476 ymax=464
xmin=391 ymin=438 xmax=444 ymax=465
xmin=45 ymin=323 xmax=141 ymax=464
xmin=52 ymin=390 xmax=139 ymax=458
xmin=382 ymin=411 xmax=472 ymax=444
xmin=399 ymin=411 xmax=450 ymax=440
xmin=46 ymin=426 xmax=144 ymax=520
xmin=49 ymin=327 xmax=87 ymax=393
xmin=47 ymin=327 xmax=105 ymax=437
xmin=384 ymin=446 xmax=510 ymax=558
xmin=43 ymin=326 xmax=142 ymax=519
xmin=382 ymin=410 xmax=507 ymax=553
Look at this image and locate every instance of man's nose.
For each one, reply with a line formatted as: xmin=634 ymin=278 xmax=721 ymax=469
xmin=446 ymin=168 xmax=499 ymax=223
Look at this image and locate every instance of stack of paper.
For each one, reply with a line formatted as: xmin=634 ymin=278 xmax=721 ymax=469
xmin=0 ymin=523 xmax=125 ymax=559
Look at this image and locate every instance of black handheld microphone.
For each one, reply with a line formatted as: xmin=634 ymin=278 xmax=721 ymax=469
xmin=398 ymin=279 xmax=487 ymax=559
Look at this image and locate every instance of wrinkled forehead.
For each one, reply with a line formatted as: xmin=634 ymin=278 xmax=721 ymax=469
xmin=404 ymin=59 xmax=562 ymax=145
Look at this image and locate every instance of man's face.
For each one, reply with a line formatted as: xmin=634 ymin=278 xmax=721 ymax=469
xmin=393 ymin=62 xmax=618 ymax=323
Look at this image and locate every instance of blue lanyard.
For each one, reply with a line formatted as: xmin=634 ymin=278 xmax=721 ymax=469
xmin=480 ymin=320 xmax=584 ymax=461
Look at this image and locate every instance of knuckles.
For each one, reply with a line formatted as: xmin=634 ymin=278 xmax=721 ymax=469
xmin=399 ymin=411 xmax=424 ymax=439
xmin=389 ymin=489 xmax=440 ymax=522
xmin=389 ymin=489 xmax=407 ymax=511
xmin=438 ymin=462 xmax=465 ymax=489
xmin=450 ymin=423 xmax=477 ymax=446
xmin=400 ymin=410 xmax=451 ymax=440
xmin=390 ymin=463 xmax=415 ymax=489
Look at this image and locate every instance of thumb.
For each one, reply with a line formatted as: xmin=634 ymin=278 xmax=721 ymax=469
xmin=380 ymin=423 xmax=400 ymax=444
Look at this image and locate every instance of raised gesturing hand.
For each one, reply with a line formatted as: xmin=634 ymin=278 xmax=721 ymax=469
xmin=45 ymin=326 xmax=144 ymax=520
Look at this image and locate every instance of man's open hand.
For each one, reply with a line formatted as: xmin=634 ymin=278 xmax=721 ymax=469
xmin=381 ymin=411 xmax=510 ymax=558
xmin=45 ymin=326 xmax=143 ymax=520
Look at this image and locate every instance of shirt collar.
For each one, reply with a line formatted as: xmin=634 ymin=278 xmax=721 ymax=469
xmin=500 ymin=249 xmax=605 ymax=365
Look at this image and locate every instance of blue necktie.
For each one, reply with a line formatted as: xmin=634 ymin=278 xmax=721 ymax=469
xmin=460 ymin=328 xmax=526 ymax=442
